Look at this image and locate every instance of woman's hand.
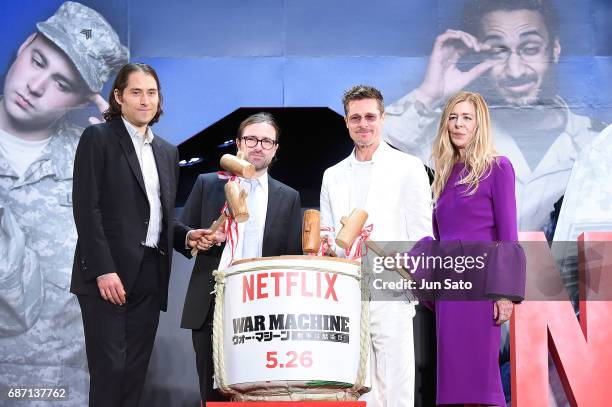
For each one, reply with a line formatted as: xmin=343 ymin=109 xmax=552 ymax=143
xmin=494 ymin=298 xmax=513 ymax=325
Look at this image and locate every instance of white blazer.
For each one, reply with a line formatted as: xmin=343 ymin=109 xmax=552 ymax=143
xmin=320 ymin=141 xmax=433 ymax=256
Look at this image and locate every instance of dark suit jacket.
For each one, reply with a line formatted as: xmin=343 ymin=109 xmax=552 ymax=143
xmin=178 ymin=172 xmax=302 ymax=330
xmin=70 ymin=117 xmax=189 ymax=311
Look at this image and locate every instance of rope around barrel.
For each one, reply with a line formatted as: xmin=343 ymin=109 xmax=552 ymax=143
xmin=350 ymin=283 xmax=370 ymax=396
xmin=211 ymin=263 xmax=370 ymax=401
xmin=211 ymin=269 xmax=240 ymax=397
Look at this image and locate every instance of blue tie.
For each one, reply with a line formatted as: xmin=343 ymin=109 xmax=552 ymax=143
xmin=242 ymin=179 xmax=260 ymax=259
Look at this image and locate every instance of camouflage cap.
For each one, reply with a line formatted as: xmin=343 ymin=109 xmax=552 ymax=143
xmin=36 ymin=1 xmax=129 ymax=93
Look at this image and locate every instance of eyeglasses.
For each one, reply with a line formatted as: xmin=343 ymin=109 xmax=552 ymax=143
xmin=485 ymin=42 xmax=549 ymax=63
xmin=347 ymin=113 xmax=380 ymax=125
xmin=239 ymin=136 xmax=277 ymax=150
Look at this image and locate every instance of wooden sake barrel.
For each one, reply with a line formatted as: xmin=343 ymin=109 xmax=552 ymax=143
xmin=212 ymin=255 xmax=370 ymax=401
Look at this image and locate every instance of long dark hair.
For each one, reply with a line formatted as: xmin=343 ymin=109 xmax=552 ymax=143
xmin=103 ymin=63 xmax=163 ymax=124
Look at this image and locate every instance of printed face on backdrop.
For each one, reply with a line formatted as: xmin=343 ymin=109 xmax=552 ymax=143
xmin=480 ymin=9 xmax=560 ymax=107
xmin=345 ymin=98 xmax=384 ymax=148
xmin=114 ymin=71 xmax=159 ymax=130
xmin=1 ymin=34 xmax=87 ymax=133
xmin=447 ymin=100 xmax=477 ymax=150
xmin=237 ymin=122 xmax=278 ymax=172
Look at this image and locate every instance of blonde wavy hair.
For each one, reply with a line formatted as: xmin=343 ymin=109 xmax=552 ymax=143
xmin=431 ymin=91 xmax=497 ymax=203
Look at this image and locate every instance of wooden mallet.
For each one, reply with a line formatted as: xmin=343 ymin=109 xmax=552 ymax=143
xmin=190 ymin=179 xmax=249 ymax=256
xmin=302 ymin=209 xmax=321 ymax=254
xmin=336 ymin=208 xmax=416 ymax=285
xmin=335 ymin=209 xmax=386 ymax=255
xmin=302 ymin=210 xmax=338 ymax=256
xmin=220 ymin=153 xmax=255 ymax=179
xmin=190 ymin=151 xmax=253 ymax=255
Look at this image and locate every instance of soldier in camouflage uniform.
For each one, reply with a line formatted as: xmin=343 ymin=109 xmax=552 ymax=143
xmin=0 ymin=2 xmax=128 ymax=405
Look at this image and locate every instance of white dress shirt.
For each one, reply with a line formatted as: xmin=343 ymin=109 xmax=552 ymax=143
xmin=122 ymin=117 xmax=163 ymax=248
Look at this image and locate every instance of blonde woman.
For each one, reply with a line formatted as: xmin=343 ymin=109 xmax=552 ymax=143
xmin=428 ymin=91 xmax=524 ymax=406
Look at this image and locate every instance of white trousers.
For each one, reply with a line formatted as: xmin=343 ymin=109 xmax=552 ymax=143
xmin=360 ymin=300 xmax=416 ymax=407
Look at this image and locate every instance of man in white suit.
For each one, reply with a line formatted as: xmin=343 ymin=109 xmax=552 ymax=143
xmin=320 ymin=85 xmax=432 ymax=407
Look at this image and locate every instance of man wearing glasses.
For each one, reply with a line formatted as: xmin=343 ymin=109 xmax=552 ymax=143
xmin=177 ymin=112 xmax=302 ymax=402
xmin=320 ymin=85 xmax=432 ymax=407
xmin=383 ymin=0 xmax=605 ymax=237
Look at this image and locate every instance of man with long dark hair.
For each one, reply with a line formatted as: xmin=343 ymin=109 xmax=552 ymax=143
xmin=71 ymin=62 xmax=206 ymax=407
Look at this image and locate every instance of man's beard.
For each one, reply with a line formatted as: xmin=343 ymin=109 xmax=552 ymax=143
xmin=247 ymin=154 xmax=271 ymax=171
xmin=354 ymin=140 xmax=375 ymax=148
xmin=254 ymin=162 xmax=269 ymax=171
xmin=498 ymin=73 xmax=541 ymax=107
xmin=473 ymin=68 xmax=558 ymax=108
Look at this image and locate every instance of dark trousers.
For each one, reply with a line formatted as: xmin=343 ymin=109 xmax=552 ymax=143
xmin=78 ymin=248 xmax=162 ymax=407
xmin=192 ymin=297 xmax=226 ymax=402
